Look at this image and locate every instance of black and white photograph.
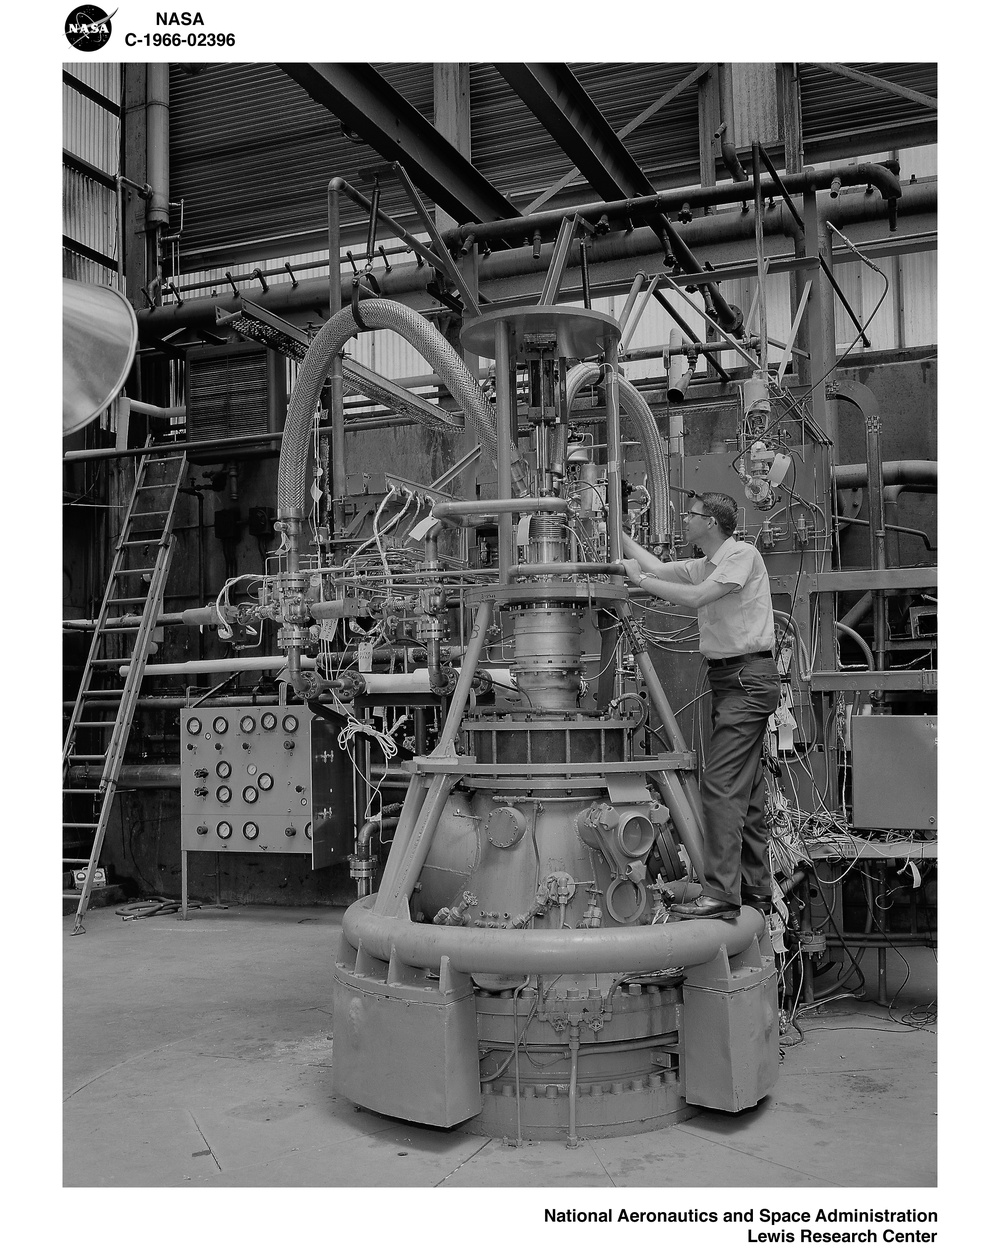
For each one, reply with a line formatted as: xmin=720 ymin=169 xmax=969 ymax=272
xmin=35 ymin=9 xmax=965 ymax=1232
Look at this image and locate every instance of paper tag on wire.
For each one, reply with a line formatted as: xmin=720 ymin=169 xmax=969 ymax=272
xmin=318 ymin=619 xmax=337 ymax=641
xmin=358 ymin=640 xmax=374 ymax=672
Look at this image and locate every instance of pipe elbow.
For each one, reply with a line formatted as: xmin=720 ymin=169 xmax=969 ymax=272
xmin=328 ymin=176 xmax=348 ymax=192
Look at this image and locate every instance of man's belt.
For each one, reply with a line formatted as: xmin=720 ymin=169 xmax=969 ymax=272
xmin=705 ymin=650 xmax=774 ymax=669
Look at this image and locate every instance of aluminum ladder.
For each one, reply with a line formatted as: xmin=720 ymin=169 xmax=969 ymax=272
xmin=63 ymin=446 xmax=188 ymax=934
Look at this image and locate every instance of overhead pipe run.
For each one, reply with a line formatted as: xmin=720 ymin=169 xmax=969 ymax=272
xmin=136 ymin=182 xmax=931 ymax=337
xmin=445 ymin=161 xmax=902 ymax=249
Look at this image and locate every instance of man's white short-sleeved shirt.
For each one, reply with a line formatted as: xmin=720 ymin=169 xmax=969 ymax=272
xmin=669 ymin=536 xmax=775 ymax=660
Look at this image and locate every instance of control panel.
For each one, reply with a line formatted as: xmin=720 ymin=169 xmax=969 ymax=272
xmin=181 ymin=705 xmax=315 ymax=855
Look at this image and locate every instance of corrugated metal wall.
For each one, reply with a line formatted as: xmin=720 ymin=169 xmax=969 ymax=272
xmin=168 ymin=63 xmax=435 ymax=264
xmin=63 ymin=63 xmax=122 ymax=284
xmin=800 ymin=63 xmax=936 ymax=157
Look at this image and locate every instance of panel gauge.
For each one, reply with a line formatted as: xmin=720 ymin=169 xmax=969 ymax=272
xmin=213 ymin=716 xmax=229 ymax=734
xmin=282 ymin=714 xmax=299 ymax=733
xmin=216 ymin=821 xmax=233 ymax=840
xmin=242 ymin=821 xmax=259 ymax=840
xmin=240 ymin=715 xmax=256 ymax=733
xmin=186 ymin=717 xmax=202 ymax=735
xmin=261 ymin=712 xmax=277 ymax=731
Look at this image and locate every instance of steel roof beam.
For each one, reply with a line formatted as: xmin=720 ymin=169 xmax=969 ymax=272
xmin=810 ymin=63 xmax=937 ymax=112
xmin=495 ymin=62 xmax=742 ymax=332
xmin=278 ymin=63 xmax=520 ymax=226
xmin=495 ymin=62 xmax=657 ymax=203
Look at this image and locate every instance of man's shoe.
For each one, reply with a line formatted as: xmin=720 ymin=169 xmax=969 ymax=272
xmin=741 ymin=893 xmax=774 ymax=914
xmin=668 ymin=895 xmax=740 ymax=921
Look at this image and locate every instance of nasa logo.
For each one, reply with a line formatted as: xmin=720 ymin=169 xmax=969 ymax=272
xmin=65 ymin=5 xmax=117 ymax=50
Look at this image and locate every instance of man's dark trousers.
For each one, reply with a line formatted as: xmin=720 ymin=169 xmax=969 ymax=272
xmin=699 ymin=655 xmax=781 ymax=908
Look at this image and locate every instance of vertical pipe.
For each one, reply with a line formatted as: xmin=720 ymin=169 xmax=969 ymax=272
xmin=145 ymin=65 xmax=170 ymax=228
xmin=603 ymin=332 xmax=623 ymax=570
xmin=802 ymin=190 xmax=838 ymax=448
xmin=494 ymin=321 xmax=514 ymax=582
xmin=567 ymin=1021 xmax=581 ymax=1149
xmin=752 ymin=142 xmax=768 ymax=370
xmin=328 ymin=182 xmax=347 ymax=530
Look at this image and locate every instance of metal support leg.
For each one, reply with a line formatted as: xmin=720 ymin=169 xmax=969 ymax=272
xmin=181 ymin=849 xmax=188 ymax=920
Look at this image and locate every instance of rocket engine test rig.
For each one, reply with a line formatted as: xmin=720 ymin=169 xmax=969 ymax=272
xmin=193 ymin=292 xmax=781 ymax=1144
xmin=68 ymin=152 xmax=936 ymax=1147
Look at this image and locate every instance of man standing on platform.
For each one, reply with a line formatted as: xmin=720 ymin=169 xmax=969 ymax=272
xmin=622 ymin=492 xmax=781 ymax=920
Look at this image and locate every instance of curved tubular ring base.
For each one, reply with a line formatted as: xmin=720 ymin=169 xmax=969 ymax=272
xmin=342 ymin=893 xmax=766 ymax=975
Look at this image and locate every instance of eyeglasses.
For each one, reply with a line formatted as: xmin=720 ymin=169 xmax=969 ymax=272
xmin=684 ymin=510 xmax=713 ymax=521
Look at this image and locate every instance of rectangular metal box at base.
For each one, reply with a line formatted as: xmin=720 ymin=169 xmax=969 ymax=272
xmin=682 ymin=969 xmax=780 ymax=1112
xmin=332 ymin=969 xmax=482 ymax=1127
xmin=851 ymin=715 xmax=937 ymax=830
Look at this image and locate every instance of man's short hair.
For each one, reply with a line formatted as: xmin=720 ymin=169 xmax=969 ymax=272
xmin=698 ymin=492 xmax=738 ymax=537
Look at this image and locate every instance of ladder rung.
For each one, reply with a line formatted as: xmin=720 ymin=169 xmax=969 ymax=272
xmin=63 ymin=858 xmax=91 ymax=865
xmin=115 ymin=567 xmax=155 ymax=575
xmin=76 ymin=720 xmax=117 ymax=728
xmin=67 ymin=754 xmax=107 ymax=762
xmin=63 ymin=822 xmax=100 ymax=829
xmin=64 ymin=788 xmax=104 ymax=795
xmin=107 ymin=598 xmax=146 ymax=605
xmin=120 ymin=539 xmax=161 ymax=548
xmin=129 ymin=508 xmax=170 ymax=517
xmin=98 ymin=625 xmax=141 ymax=633
xmin=79 ymin=690 xmax=124 ymax=699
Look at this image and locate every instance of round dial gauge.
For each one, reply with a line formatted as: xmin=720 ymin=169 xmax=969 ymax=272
xmin=216 ymin=821 xmax=232 ymax=840
xmin=261 ymin=712 xmax=277 ymax=731
xmin=186 ymin=717 xmax=202 ymax=735
xmin=282 ymin=714 xmax=298 ymax=733
xmin=242 ymin=785 xmax=258 ymax=804
xmin=247 ymin=763 xmax=258 ymax=777
xmin=216 ymin=761 xmax=232 ymax=779
xmin=240 ymin=715 xmax=256 ymax=733
xmin=258 ymin=773 xmax=274 ymax=791
xmin=216 ymin=786 xmax=232 ymax=803
xmin=213 ymin=716 xmax=229 ymax=734
xmin=242 ymin=821 xmax=259 ymax=840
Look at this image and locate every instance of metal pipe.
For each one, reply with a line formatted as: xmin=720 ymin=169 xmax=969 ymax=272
xmin=145 ymin=65 xmax=170 ymax=228
xmin=511 ymin=562 xmax=624 ymax=578
xmin=343 ymin=892 xmax=765 ymax=974
xmin=752 ymin=143 xmax=768 ymax=367
xmin=604 ymin=332 xmax=624 ymax=567
xmin=493 ymin=321 xmax=515 ymax=580
xmin=69 ymin=764 xmax=181 ymax=788
xmin=445 ymin=162 xmax=902 ymax=248
xmin=567 ymin=1021 xmax=581 ymax=1149
xmin=716 ymin=66 xmax=748 ymax=183
xmin=566 ymin=362 xmax=671 ymax=547
xmin=834 ymin=460 xmax=937 ymax=489
xmin=327 ymin=180 xmax=347 ymax=522
xmin=138 ymin=182 xmax=929 ymax=336
xmin=431 ymin=497 xmax=570 ymax=524
xmin=836 ymin=621 xmax=875 ymax=669
xmin=121 ymin=655 xmax=317 ymax=677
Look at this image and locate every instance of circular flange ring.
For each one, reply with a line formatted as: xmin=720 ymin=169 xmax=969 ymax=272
xmin=460 ymin=304 xmax=622 ymax=361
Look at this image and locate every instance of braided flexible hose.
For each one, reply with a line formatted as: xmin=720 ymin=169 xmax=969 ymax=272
xmin=566 ymin=363 xmax=671 ymax=545
xmin=277 ymin=298 xmax=527 ymax=519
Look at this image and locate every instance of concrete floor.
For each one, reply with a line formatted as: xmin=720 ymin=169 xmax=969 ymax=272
xmin=63 ymin=903 xmax=936 ymax=1190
